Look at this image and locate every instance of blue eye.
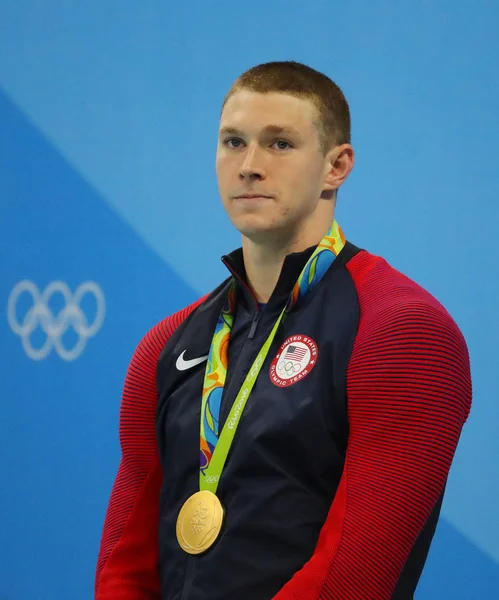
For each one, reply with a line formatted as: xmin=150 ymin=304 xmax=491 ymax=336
xmin=224 ymin=138 xmax=243 ymax=148
xmin=273 ymin=140 xmax=292 ymax=150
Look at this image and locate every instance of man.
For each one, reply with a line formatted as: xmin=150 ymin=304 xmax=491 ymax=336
xmin=95 ymin=61 xmax=472 ymax=600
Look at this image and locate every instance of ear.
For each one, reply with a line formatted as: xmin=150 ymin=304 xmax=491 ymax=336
xmin=323 ymin=144 xmax=355 ymax=192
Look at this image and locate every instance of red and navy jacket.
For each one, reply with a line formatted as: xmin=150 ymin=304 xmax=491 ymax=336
xmin=95 ymin=240 xmax=472 ymax=600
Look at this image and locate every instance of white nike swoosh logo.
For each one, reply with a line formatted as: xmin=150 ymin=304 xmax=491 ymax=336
xmin=176 ymin=350 xmax=209 ymax=371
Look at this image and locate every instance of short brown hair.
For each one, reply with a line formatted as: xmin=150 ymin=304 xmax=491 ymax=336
xmin=221 ymin=61 xmax=351 ymax=155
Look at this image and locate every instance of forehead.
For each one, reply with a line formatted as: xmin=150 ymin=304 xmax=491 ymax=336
xmin=220 ymin=90 xmax=319 ymax=135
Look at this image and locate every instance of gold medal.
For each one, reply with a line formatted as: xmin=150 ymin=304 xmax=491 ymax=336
xmin=176 ymin=490 xmax=225 ymax=554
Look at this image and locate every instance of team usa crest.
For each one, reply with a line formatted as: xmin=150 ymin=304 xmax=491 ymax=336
xmin=270 ymin=334 xmax=318 ymax=387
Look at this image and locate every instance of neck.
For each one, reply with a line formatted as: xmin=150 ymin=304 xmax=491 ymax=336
xmin=242 ymin=212 xmax=334 ymax=303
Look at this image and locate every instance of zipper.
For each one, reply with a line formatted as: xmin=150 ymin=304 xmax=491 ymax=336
xmin=221 ymin=256 xmax=261 ymax=339
xmin=247 ymin=310 xmax=261 ymax=339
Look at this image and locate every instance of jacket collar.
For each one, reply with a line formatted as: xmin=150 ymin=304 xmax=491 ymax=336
xmin=221 ymin=245 xmax=316 ymax=311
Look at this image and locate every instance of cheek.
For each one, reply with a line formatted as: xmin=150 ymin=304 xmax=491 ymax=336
xmin=279 ymin=205 xmax=291 ymax=218
xmin=283 ymin=164 xmax=313 ymax=195
xmin=216 ymin=168 xmax=228 ymax=192
xmin=285 ymin=159 xmax=314 ymax=183
xmin=216 ymin=156 xmax=233 ymax=186
xmin=279 ymin=163 xmax=323 ymax=212
xmin=291 ymin=161 xmax=323 ymax=191
xmin=215 ymin=156 xmax=222 ymax=177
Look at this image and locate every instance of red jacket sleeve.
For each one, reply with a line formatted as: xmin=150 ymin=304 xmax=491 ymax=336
xmin=95 ymin=298 xmax=206 ymax=600
xmin=273 ymin=256 xmax=472 ymax=600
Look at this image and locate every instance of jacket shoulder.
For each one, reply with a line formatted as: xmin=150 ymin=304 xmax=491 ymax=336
xmin=345 ymin=249 xmax=454 ymax=318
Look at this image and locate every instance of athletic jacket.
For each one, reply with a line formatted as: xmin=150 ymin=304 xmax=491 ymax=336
xmin=95 ymin=240 xmax=472 ymax=600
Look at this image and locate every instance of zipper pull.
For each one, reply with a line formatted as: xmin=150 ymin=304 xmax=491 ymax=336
xmin=248 ymin=310 xmax=261 ymax=339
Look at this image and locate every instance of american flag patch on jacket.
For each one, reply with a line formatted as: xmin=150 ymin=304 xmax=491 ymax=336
xmin=284 ymin=345 xmax=307 ymax=361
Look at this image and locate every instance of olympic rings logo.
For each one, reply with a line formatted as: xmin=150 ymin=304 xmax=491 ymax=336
xmin=249 ymin=354 xmax=263 ymax=379
xmin=7 ymin=280 xmax=105 ymax=361
xmin=277 ymin=360 xmax=302 ymax=375
xmin=205 ymin=476 xmax=219 ymax=484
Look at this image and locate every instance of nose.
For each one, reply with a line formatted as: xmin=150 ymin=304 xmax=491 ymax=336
xmin=238 ymin=145 xmax=265 ymax=181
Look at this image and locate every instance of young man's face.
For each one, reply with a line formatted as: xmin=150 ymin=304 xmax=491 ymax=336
xmin=216 ymin=90 xmax=334 ymax=243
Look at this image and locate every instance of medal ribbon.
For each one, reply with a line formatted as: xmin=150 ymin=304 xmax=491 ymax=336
xmin=200 ymin=220 xmax=346 ymax=494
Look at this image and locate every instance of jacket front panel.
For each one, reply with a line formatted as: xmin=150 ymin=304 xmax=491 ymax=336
xmin=156 ymin=243 xmax=361 ymax=600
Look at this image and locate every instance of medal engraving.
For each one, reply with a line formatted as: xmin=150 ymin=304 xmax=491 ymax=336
xmin=190 ymin=501 xmax=208 ymax=534
xmin=176 ymin=490 xmax=224 ymax=554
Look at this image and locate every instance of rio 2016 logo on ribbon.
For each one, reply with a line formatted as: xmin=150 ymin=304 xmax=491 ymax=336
xmin=7 ymin=280 xmax=105 ymax=361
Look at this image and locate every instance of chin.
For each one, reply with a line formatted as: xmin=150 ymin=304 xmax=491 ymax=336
xmin=231 ymin=213 xmax=287 ymax=243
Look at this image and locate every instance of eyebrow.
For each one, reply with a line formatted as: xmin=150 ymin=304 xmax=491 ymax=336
xmin=218 ymin=124 xmax=302 ymax=138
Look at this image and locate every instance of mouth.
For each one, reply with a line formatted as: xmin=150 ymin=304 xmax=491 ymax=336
xmin=234 ymin=194 xmax=273 ymax=200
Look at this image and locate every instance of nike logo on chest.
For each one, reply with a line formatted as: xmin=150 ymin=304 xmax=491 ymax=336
xmin=176 ymin=350 xmax=209 ymax=371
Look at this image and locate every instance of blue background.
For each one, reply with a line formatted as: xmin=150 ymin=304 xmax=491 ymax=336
xmin=0 ymin=1 xmax=498 ymax=598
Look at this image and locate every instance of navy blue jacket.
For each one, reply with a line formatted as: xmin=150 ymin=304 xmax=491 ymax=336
xmin=96 ymin=241 xmax=472 ymax=600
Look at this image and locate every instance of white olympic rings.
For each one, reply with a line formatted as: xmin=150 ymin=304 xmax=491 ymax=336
xmin=7 ymin=280 xmax=105 ymax=361
xmin=277 ymin=360 xmax=302 ymax=374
